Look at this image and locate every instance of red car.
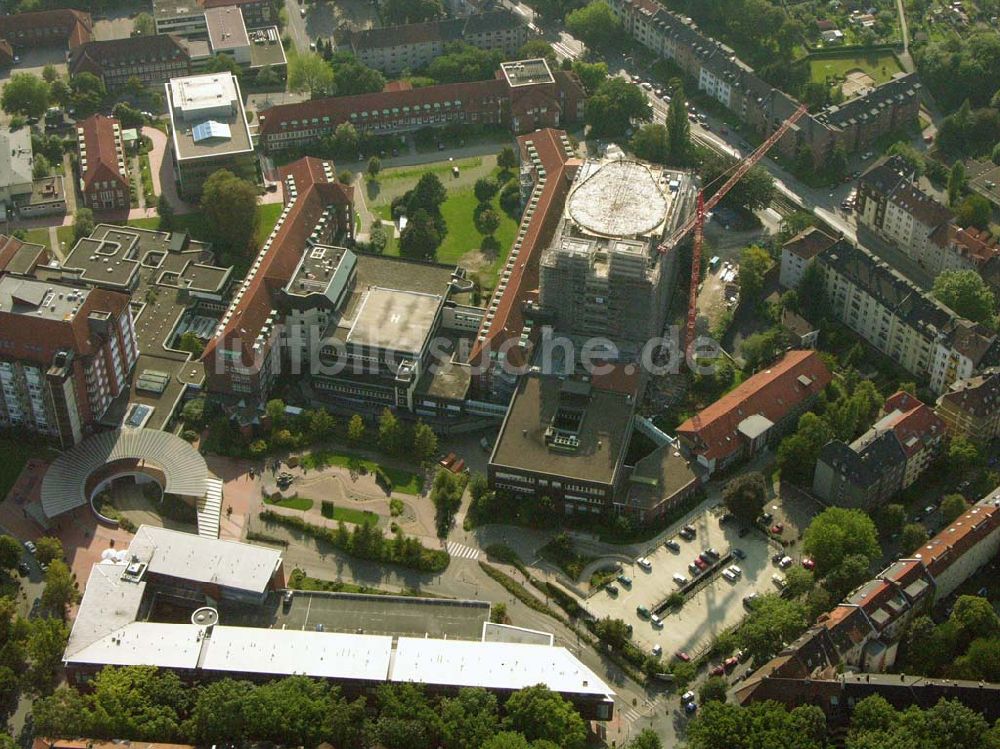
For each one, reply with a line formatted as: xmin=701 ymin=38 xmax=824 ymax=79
xmin=802 ymin=557 xmax=816 ymax=570
xmin=724 ymin=656 xmax=739 ymax=670
xmin=675 ymin=650 xmax=691 ymax=662
xmin=770 ymin=523 xmax=784 ymax=535
xmin=710 ymin=664 xmax=725 ymax=676
xmin=694 ymin=557 xmax=708 ymax=570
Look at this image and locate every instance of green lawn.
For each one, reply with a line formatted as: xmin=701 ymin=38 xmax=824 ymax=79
xmin=21 ymin=228 xmax=50 ymax=248
xmin=808 ymin=52 xmax=904 ymax=86
xmin=299 ymin=449 xmax=424 ymax=495
xmin=0 ymin=438 xmax=54 ymax=501
xmin=319 ymin=501 xmax=379 ymax=525
xmin=126 ymin=202 xmax=283 ymax=246
xmin=265 ymin=495 xmax=314 ymax=511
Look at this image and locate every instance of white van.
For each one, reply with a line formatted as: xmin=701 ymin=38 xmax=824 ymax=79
xmin=672 ymin=573 xmax=687 ymax=585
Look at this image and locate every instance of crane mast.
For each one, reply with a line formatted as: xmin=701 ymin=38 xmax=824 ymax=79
xmin=657 ymin=105 xmax=809 ymax=357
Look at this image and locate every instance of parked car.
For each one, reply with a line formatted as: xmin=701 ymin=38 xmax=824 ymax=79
xmin=282 ymin=589 xmax=294 ymax=609
xmin=760 ymin=512 xmax=773 ymax=524
xmin=682 ymin=525 xmax=697 ymax=537
xmin=703 ymin=548 xmax=720 ymax=559
xmin=694 ymin=557 xmax=708 ymax=570
xmin=770 ymin=523 xmax=784 ymax=535
xmin=722 ymin=568 xmax=737 ymax=582
xmin=688 ymin=562 xmax=700 ymax=575
xmin=651 ymin=613 xmax=663 ymax=628
xmin=606 ymin=584 xmax=619 ymax=596
xmin=23 ymin=540 xmax=36 ymax=555
xmin=772 ymin=573 xmax=787 ymax=588
xmin=637 ymin=557 xmax=652 ymax=571
xmin=685 ymin=701 xmax=698 ymax=714
xmin=681 ymin=690 xmax=696 ymax=703
xmin=743 ymin=593 xmax=759 ymax=608
xmin=698 ymin=553 xmax=713 ymax=565
xmin=724 ymin=656 xmax=739 ymax=670
xmin=652 ymin=644 xmax=663 ymax=657
xmin=636 ymin=605 xmax=651 ymax=619
xmin=674 ymin=572 xmax=689 ymax=585
xmin=732 ymin=548 xmax=746 ymax=560
xmin=665 ymin=539 xmax=680 ymax=552
xmin=675 ymin=651 xmax=691 ymax=662
xmin=16 ymin=561 xmax=29 ymax=576
xmin=778 ymin=556 xmax=793 ymax=569
xmin=617 ymin=574 xmax=632 ymax=587
xmin=802 ymin=557 xmax=816 ymax=570
xmin=727 ymin=565 xmax=742 ymax=577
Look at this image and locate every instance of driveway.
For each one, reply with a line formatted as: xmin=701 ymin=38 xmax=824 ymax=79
xmin=146 ymin=125 xmax=193 ymax=213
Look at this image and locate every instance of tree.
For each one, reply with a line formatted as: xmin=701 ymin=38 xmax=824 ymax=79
xmin=776 ymin=411 xmax=835 ymax=483
xmin=585 ymin=77 xmax=652 ymax=138
xmin=571 ymin=61 xmax=608 ymax=95
xmin=798 ymin=262 xmax=828 ymax=321
xmin=176 ymin=331 xmax=204 ymax=357
xmin=201 ymin=170 xmax=259 ymax=259
xmin=367 ymin=156 xmax=382 ymax=182
xmin=802 ymin=507 xmax=879 ymax=576
xmin=40 ymin=560 xmax=79 ymax=619
xmin=738 ymin=245 xmax=772 ymax=306
xmin=69 ymin=73 xmax=106 ymax=117
xmin=784 ymin=565 xmax=815 ymax=598
xmin=474 ymin=206 xmax=501 ymax=236
xmin=112 ymin=102 xmax=144 ymax=130
xmin=33 ymin=537 xmax=62 ymax=566
xmin=332 ymin=122 xmax=359 ymax=158
xmin=950 ymin=595 xmax=999 ymax=644
xmin=409 ymin=172 xmax=447 ymax=214
xmin=947 ymin=435 xmax=985 ymax=477
xmin=187 ymin=678 xmax=253 ymax=744
xmin=941 ymin=493 xmax=970 ymax=524
xmin=331 ymin=60 xmax=385 ymax=96
xmin=32 ymin=153 xmax=51 ymax=179
xmin=503 ymin=685 xmax=587 ymax=749
xmin=738 ymin=594 xmax=809 ymax=665
xmin=288 ymin=52 xmax=335 ymax=96
xmin=133 ymin=12 xmax=155 ymax=35
xmin=699 ymin=676 xmax=728 ymax=704
xmin=308 ymin=408 xmax=335 ymax=441
xmin=953 ymin=194 xmax=993 ymax=229
xmin=497 ymin=146 xmax=518 ymax=172
xmin=703 ymin=154 xmax=775 ymax=212
xmin=722 ymin=471 xmax=767 ymax=525
xmin=875 ymin=503 xmax=907 ymax=537
xmin=426 ymin=43 xmax=503 ymax=84
xmin=630 ymin=123 xmax=670 ymax=163
xmin=41 ymin=65 xmax=59 ymax=84
xmin=826 ymin=553 xmax=871 ymax=599
xmin=0 ymin=536 xmax=21 ymax=571
xmin=518 ymin=38 xmax=557 ymax=62
xmin=400 ymin=208 xmax=441 ymax=260
xmin=594 ymin=617 xmax=632 ymax=649
xmin=499 ymin=179 xmax=521 ymax=216
xmin=948 ymin=160 xmax=966 ymax=205
xmin=378 ymin=408 xmax=403 ymax=455
xmin=73 ymin=208 xmax=95 ymax=241
xmin=687 ymin=694 xmax=827 ymax=749
xmin=265 ymin=398 xmax=286 ymax=429
xmin=565 ymin=1 xmax=622 ymax=50
xmin=474 ymin=177 xmax=498 ymax=204
xmin=246 ymin=675 xmax=331 ymax=746
xmin=347 ymin=414 xmax=365 ymax=444
xmin=412 ymin=421 xmax=438 ymax=462
xmin=25 ymin=616 xmax=69 ymax=696
xmin=1 ymin=73 xmax=50 ymax=118
xmin=667 ymin=86 xmax=690 ymax=161
xmin=440 ymin=688 xmax=499 ymax=749
xmin=383 ymin=0 xmax=444 ymax=24
xmin=157 ymin=193 xmax=175 ymax=230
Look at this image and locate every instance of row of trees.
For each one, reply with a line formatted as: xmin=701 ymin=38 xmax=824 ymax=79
xmin=397 ymin=172 xmax=449 ymax=260
xmin=376 ymin=407 xmax=439 ymax=463
xmin=1 ymin=67 xmax=108 ymax=121
xmin=431 ymin=469 xmax=465 ymax=537
xmin=630 ymin=87 xmax=692 ymax=165
xmin=902 ymin=595 xmax=1000 ymax=682
xmin=33 ymin=667 xmax=596 ymax=749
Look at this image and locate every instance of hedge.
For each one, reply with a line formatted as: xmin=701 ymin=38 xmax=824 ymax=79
xmin=259 ymin=510 xmax=449 ymax=573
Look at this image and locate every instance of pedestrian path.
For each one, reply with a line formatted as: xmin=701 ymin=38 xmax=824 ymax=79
xmin=618 ymin=704 xmax=644 ymax=725
xmin=446 ymin=541 xmax=481 ymax=560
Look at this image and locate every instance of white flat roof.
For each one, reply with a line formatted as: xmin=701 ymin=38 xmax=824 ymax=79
xmin=65 ymin=563 xmax=146 ymax=659
xmin=203 ymin=626 xmax=393 ymax=680
xmin=128 ymin=525 xmax=281 ymax=593
xmin=169 ymin=72 xmax=239 ymax=115
xmin=390 ymin=638 xmax=613 ymax=697
xmin=65 ymin=621 xmax=204 ymax=670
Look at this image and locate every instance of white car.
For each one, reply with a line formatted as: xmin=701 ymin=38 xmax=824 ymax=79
xmin=772 ymin=573 xmax=787 ymax=589
xmin=779 ymin=555 xmax=793 ymax=568
xmin=651 ymin=613 xmax=663 ymax=628
xmin=24 ymin=540 xmax=36 ymax=554
xmin=681 ymin=691 xmax=696 ymax=704
xmin=673 ymin=572 xmax=688 ymax=585
xmin=652 ymin=643 xmax=663 ymax=657
xmin=722 ymin=568 xmax=737 ymax=582
xmin=727 ymin=564 xmax=742 ymax=577
xmin=637 ymin=557 xmax=652 ymax=571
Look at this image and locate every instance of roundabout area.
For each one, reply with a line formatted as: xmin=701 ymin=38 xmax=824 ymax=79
xmin=40 ymin=428 xmax=222 ymax=538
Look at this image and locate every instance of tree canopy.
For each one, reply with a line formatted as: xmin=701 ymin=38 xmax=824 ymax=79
xmin=1 ymin=73 xmax=50 ymax=118
xmin=201 ymin=170 xmax=260 ymax=261
xmin=722 ymin=471 xmax=768 ymax=525
xmin=802 ymin=507 xmax=879 ymax=576
xmin=565 ymin=1 xmax=622 ymax=50
xmin=585 ymin=77 xmax=651 ymax=138
xmin=288 ymin=52 xmax=335 ymax=96
xmin=933 ymin=269 xmax=997 ymax=327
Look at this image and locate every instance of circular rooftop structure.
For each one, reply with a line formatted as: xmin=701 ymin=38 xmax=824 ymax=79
xmin=567 ymin=160 xmax=669 ymax=238
xmin=41 ymin=428 xmax=209 ymax=519
xmin=192 ymin=607 xmax=220 ymax=627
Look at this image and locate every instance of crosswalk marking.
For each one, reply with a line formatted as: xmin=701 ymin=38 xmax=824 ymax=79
xmin=619 ymin=706 xmax=643 ymax=724
xmin=446 ymin=542 xmax=480 ymax=560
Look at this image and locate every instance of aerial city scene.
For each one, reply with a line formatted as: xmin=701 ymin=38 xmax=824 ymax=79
xmin=0 ymin=0 xmax=998 ymax=745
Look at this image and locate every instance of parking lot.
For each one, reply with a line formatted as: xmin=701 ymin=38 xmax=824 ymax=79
xmin=586 ymin=507 xmax=779 ymax=658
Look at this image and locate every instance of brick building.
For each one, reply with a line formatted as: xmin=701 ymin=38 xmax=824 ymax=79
xmin=76 ymin=115 xmax=130 ymax=211
xmin=257 ymin=59 xmax=585 ymax=151
xmin=0 ymin=9 xmax=92 ymax=52
xmin=69 ymin=34 xmax=192 ymax=90
xmin=676 ymin=350 xmax=832 ymax=475
xmin=346 ymin=10 xmax=530 ymax=75
xmin=0 ymin=275 xmax=137 ymax=446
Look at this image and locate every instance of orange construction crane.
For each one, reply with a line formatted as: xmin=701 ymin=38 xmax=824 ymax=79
xmin=658 ymin=104 xmax=808 ymax=358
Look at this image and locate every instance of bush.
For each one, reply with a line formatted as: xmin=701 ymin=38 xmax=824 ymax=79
xmin=321 ymin=500 xmax=334 ymax=519
xmin=390 ymin=498 xmax=404 ymax=517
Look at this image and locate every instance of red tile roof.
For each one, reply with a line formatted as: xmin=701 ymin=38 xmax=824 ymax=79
xmin=258 ymin=78 xmax=507 ymax=138
xmin=911 ymin=497 xmax=1000 ymax=577
xmin=469 ymin=128 xmax=574 ymax=366
xmin=69 ymin=33 xmax=190 ymax=80
xmin=0 ymin=9 xmax=93 ymax=49
xmin=677 ymin=350 xmax=832 ymax=462
xmin=880 ymin=391 xmax=944 ymax=459
xmin=77 ymin=114 xmax=127 ymax=194
xmin=782 ymin=226 xmax=838 ymax=260
xmin=201 ymin=157 xmax=353 ymax=367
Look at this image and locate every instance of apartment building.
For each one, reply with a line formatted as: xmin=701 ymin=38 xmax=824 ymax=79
xmin=809 ymin=240 xmax=999 ymax=393
xmin=346 ymin=10 xmax=529 ymax=75
xmin=0 ymin=9 xmax=92 ymax=52
xmin=69 ymin=34 xmax=192 ymax=90
xmin=76 ymin=115 xmax=129 ymax=211
xmin=606 ymin=0 xmax=920 ymax=166
xmin=935 ymin=367 xmax=1000 ymax=443
xmin=154 ymin=0 xmax=274 ymax=36
xmin=257 ymin=59 xmax=585 ymax=151
xmin=0 ymin=276 xmax=137 ymax=446
xmin=813 ymin=391 xmax=944 ymax=509
xmin=676 ymin=350 xmax=832 ymax=475
xmin=856 ymin=156 xmax=997 ymax=275
xmin=538 ymin=156 xmax=693 ymax=355
xmin=779 ymin=226 xmax=839 ymax=290
xmin=0 ymin=127 xmax=67 ymax=219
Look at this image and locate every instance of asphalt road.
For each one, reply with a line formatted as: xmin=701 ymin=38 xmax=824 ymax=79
xmin=283 ymin=0 xmax=310 ymax=53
